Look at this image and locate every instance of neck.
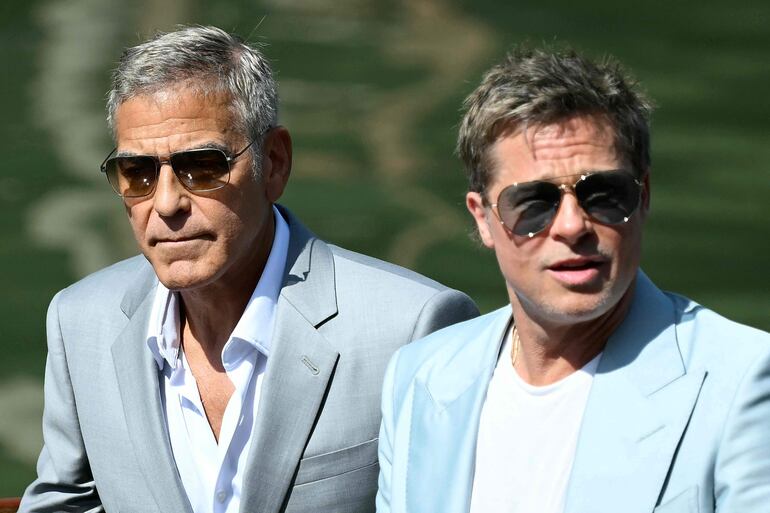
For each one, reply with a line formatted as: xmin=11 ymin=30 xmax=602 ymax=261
xmin=510 ymin=280 xmax=636 ymax=386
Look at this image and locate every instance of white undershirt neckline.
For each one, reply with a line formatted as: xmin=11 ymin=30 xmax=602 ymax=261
xmin=145 ymin=205 xmax=289 ymax=513
xmin=469 ymin=323 xmax=602 ymax=513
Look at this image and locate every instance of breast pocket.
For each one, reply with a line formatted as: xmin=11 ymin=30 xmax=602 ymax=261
xmin=286 ymin=439 xmax=379 ymax=513
xmin=294 ymin=438 xmax=378 ymax=486
xmin=654 ymin=487 xmax=700 ymax=513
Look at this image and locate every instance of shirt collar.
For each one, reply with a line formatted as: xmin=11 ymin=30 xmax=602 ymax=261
xmin=146 ymin=205 xmax=290 ymax=370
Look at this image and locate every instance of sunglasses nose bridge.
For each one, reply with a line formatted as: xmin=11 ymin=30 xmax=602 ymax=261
xmin=554 ymin=182 xmax=579 ymax=213
xmin=154 ymin=157 xmax=193 ymax=196
xmin=547 ymin=185 xmax=593 ymax=239
xmin=557 ymin=181 xmax=579 ymax=195
xmin=160 ymin=155 xmax=203 ymax=191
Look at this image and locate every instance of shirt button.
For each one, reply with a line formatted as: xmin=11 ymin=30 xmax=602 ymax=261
xmin=216 ymin=491 xmax=227 ymax=503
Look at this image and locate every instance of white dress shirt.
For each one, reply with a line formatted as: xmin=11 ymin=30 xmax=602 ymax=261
xmin=146 ymin=206 xmax=289 ymax=513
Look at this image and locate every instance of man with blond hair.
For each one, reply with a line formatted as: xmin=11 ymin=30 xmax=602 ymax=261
xmin=376 ymin=46 xmax=770 ymax=513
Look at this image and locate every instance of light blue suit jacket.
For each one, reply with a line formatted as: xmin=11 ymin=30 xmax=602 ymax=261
xmin=377 ymin=271 xmax=770 ymax=513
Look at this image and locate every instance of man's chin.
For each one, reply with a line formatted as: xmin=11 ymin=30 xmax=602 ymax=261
xmin=535 ymin=290 xmax=619 ymax=324
xmin=545 ymin=280 xmax=636 ymax=327
xmin=151 ymin=262 xmax=215 ymax=292
xmin=158 ymin=277 xmax=204 ymax=292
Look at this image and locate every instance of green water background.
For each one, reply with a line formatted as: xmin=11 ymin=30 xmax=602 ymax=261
xmin=1 ymin=0 xmax=768 ymax=494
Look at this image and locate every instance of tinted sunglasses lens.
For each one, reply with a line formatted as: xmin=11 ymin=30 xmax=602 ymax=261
xmin=170 ymin=149 xmax=231 ymax=191
xmin=104 ymin=156 xmax=158 ymax=197
xmin=498 ymin=181 xmax=561 ymax=236
xmin=576 ymin=172 xmax=640 ymax=224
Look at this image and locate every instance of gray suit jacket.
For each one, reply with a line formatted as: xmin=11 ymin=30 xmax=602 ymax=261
xmin=20 ymin=206 xmax=478 ymax=513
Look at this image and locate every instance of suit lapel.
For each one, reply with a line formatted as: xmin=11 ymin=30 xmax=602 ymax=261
xmin=111 ymin=262 xmax=192 ymax=513
xmin=406 ymin=309 xmax=512 ymax=513
xmin=564 ymin=273 xmax=706 ymax=513
xmin=240 ymin=211 xmax=340 ymax=513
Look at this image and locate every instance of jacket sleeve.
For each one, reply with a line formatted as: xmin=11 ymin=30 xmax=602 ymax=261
xmin=714 ymin=345 xmax=770 ymax=511
xmin=19 ymin=291 xmax=103 ymax=513
xmin=408 ymin=288 xmax=479 ymax=342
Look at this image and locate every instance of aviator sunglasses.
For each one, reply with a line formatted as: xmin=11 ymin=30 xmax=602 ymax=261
xmin=100 ymin=139 xmax=256 ymax=198
xmin=490 ymin=170 xmax=644 ymax=238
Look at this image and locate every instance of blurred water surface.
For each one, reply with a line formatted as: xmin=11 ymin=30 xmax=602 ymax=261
xmin=1 ymin=0 xmax=768 ymax=494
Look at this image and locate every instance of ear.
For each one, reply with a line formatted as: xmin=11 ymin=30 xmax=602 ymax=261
xmin=260 ymin=126 xmax=293 ymax=202
xmin=466 ymin=191 xmax=496 ymax=248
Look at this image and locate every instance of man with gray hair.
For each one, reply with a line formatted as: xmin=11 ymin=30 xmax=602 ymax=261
xmin=21 ymin=26 xmax=477 ymax=513
xmin=376 ymin=46 xmax=770 ymax=513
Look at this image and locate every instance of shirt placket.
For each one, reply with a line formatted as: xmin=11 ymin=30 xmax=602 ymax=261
xmin=171 ymin=357 xmax=220 ymax=513
xmin=211 ymin=340 xmax=259 ymax=513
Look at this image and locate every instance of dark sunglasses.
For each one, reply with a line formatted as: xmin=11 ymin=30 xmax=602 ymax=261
xmin=99 ymin=140 xmax=256 ymax=198
xmin=490 ymin=170 xmax=644 ymax=237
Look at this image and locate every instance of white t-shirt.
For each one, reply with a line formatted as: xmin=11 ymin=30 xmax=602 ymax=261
xmin=469 ymin=326 xmax=601 ymax=513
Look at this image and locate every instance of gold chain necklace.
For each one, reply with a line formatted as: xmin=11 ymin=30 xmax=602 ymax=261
xmin=510 ymin=325 xmax=521 ymax=369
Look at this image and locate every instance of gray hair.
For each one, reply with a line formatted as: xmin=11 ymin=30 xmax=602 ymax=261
xmin=458 ymin=45 xmax=653 ymax=196
xmin=106 ymin=25 xmax=277 ymax=176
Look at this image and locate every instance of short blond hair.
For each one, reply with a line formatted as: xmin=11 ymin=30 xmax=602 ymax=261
xmin=457 ymin=45 xmax=653 ymax=196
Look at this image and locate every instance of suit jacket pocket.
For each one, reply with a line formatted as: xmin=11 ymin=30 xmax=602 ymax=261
xmin=294 ymin=438 xmax=378 ymax=486
xmin=654 ymin=486 xmax=699 ymax=513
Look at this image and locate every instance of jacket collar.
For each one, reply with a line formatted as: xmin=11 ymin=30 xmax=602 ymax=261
xmin=275 ymin=204 xmax=337 ymax=327
xmin=422 ymin=305 xmax=511 ymax=407
xmin=119 ymin=256 xmax=157 ymax=318
xmin=419 ymin=271 xmax=688 ymax=404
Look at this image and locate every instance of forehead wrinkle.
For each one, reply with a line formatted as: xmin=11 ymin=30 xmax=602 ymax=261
xmin=527 ymin=121 xmax=613 ymax=161
xmin=121 ymin=124 xmax=231 ymax=141
xmin=120 ymin=115 xmax=231 ymax=136
xmin=490 ymin=116 xmax=622 ymax=187
xmin=117 ymin=114 xmax=237 ymax=155
xmin=115 ymin=87 xmax=234 ymax=135
xmin=529 ymin=136 xmax=612 ymax=162
xmin=118 ymin=130 xmax=231 ymax=155
xmin=115 ymin=140 xmax=230 ymax=158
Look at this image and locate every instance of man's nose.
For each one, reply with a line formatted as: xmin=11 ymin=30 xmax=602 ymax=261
xmin=152 ymin=164 xmax=191 ymax=217
xmin=548 ymin=191 xmax=592 ymax=243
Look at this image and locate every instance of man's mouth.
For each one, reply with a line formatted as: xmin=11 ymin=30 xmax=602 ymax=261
xmin=150 ymin=233 xmax=213 ymax=246
xmin=548 ymin=258 xmax=604 ymax=272
xmin=546 ymin=257 xmax=607 ymax=286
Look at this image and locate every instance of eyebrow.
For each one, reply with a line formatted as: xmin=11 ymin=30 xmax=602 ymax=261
xmin=114 ymin=141 xmax=231 ymax=158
